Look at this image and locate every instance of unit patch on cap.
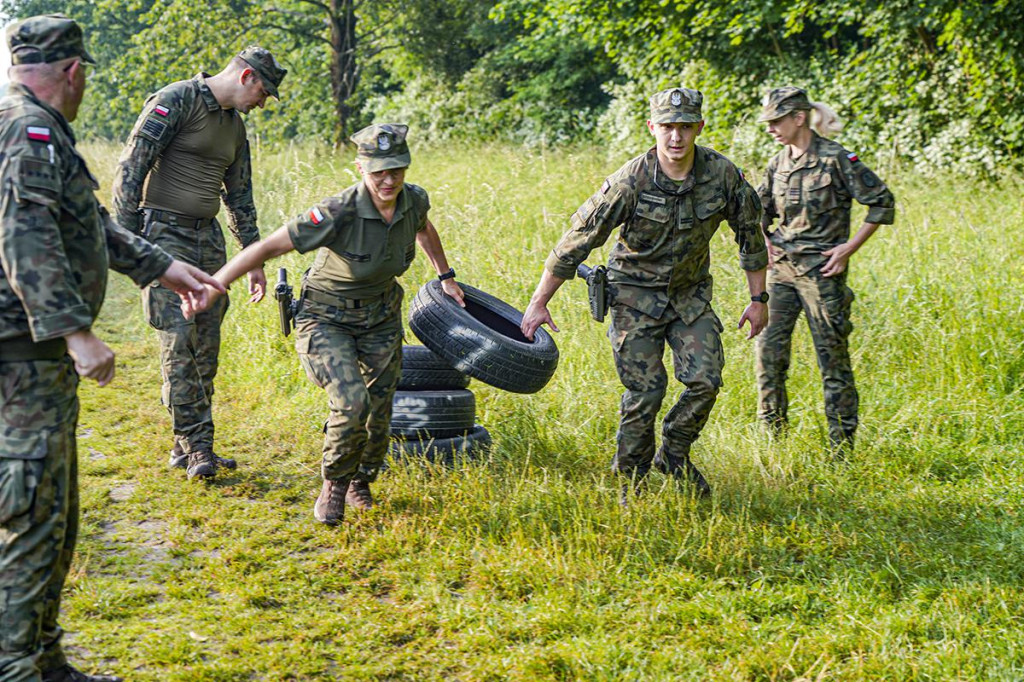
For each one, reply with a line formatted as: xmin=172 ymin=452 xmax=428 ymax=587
xmin=153 ymin=105 xmax=170 ymax=117
xmin=309 ymin=206 xmax=324 ymax=225
xmin=670 ymin=90 xmax=682 ymax=107
xmin=377 ymin=133 xmax=391 ymax=151
xmin=26 ymin=126 xmax=50 ymax=142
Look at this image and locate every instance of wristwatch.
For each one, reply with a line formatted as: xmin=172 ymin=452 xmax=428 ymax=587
xmin=438 ymin=268 xmax=456 ymax=282
xmin=751 ymin=291 xmax=769 ymax=303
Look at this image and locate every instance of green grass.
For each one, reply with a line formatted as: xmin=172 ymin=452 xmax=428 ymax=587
xmin=58 ymin=141 xmax=1024 ymax=680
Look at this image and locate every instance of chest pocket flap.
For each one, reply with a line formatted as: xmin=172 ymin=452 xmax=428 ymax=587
xmin=808 ymin=172 xmax=833 ymax=191
xmin=634 ymin=199 xmax=670 ymax=223
xmin=695 ymin=192 xmax=727 ymax=220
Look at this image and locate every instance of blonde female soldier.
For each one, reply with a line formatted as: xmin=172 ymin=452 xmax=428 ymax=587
xmin=755 ymin=87 xmax=895 ymax=454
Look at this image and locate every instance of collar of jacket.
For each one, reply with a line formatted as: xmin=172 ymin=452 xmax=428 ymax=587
xmin=785 ymin=131 xmax=824 ymax=171
xmin=193 ymin=72 xmax=226 ymax=112
xmin=645 ymin=145 xmax=714 ymax=195
xmin=6 ymin=81 xmax=75 ymax=144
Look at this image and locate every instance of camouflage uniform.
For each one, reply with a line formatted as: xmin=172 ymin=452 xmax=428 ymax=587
xmin=544 ymin=88 xmax=767 ymax=479
xmin=110 ymin=48 xmax=286 ymax=464
xmin=754 ymin=87 xmax=895 ymax=448
xmin=288 ymin=124 xmax=424 ymax=484
xmin=0 ymin=16 xmax=174 ymax=681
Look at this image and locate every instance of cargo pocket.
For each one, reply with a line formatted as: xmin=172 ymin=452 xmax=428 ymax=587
xmin=820 ymin=287 xmax=855 ymax=343
xmin=143 ymin=283 xmax=185 ymax=331
xmin=0 ymin=430 xmax=46 ymax=525
xmin=296 ymin=333 xmax=328 ymax=389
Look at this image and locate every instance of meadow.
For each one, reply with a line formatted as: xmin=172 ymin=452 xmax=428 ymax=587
xmin=64 ymin=141 xmax=1024 ymax=680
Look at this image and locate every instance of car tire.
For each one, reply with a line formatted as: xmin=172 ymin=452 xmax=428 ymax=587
xmin=390 ymin=424 xmax=492 ymax=464
xmin=408 ymin=280 xmax=559 ymax=394
xmin=390 ymin=389 xmax=476 ymax=439
xmin=398 ymin=344 xmax=470 ymax=390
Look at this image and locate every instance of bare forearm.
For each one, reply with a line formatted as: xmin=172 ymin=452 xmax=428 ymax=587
xmin=744 ymin=268 xmax=767 ymax=297
xmin=415 ymin=220 xmax=453 ymax=275
xmin=846 ymin=222 xmax=881 ymax=255
xmin=214 ymin=226 xmax=293 ymax=288
xmin=530 ymin=268 xmax=566 ymax=307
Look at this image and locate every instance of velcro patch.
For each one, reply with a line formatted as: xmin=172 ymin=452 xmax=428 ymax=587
xmin=26 ymin=126 xmax=50 ymax=142
xmin=847 ymin=152 xmax=859 ymax=163
xmin=309 ymin=207 xmax=324 ymax=225
xmin=788 ymin=187 xmax=801 ymax=203
xmin=17 ymin=157 xmax=59 ymax=193
xmin=153 ymin=104 xmax=170 ymax=117
xmin=601 ymin=178 xmax=612 ymax=194
xmin=140 ymin=118 xmax=168 ymax=142
xmin=639 ymin=192 xmax=666 ymax=205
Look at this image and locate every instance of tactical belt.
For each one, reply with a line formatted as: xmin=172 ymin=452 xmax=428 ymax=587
xmin=143 ymin=208 xmax=216 ymax=230
xmin=301 ymin=286 xmax=377 ymax=310
xmin=0 ymin=336 xmax=68 ymax=362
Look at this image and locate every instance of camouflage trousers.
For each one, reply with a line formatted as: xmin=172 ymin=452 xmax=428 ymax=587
xmin=294 ymin=283 xmax=404 ymax=482
xmin=0 ymin=358 xmax=79 ymax=681
xmin=755 ymin=258 xmax=858 ymax=447
xmin=607 ymin=300 xmax=724 ymax=478
xmin=142 ymin=213 xmax=228 ymax=457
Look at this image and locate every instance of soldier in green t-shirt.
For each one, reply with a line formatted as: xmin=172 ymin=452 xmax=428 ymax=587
xmin=195 ymin=123 xmax=465 ymax=525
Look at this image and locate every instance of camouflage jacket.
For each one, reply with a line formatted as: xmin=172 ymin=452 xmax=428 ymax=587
xmin=111 ymin=73 xmax=259 ymax=248
xmin=544 ymin=146 xmax=767 ymax=323
xmin=758 ymin=132 xmax=895 ymax=274
xmin=0 ymin=84 xmax=172 ymax=342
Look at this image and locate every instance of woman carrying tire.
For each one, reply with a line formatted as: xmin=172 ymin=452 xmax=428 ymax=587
xmin=196 ymin=123 xmax=464 ymax=525
xmin=755 ymin=87 xmax=895 ymax=454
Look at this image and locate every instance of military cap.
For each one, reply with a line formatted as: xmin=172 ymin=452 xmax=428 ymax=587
xmin=351 ymin=123 xmax=411 ymax=173
xmin=238 ymin=45 xmax=287 ymax=98
xmin=7 ymin=14 xmax=95 ymax=66
xmin=649 ymin=87 xmax=703 ymax=124
xmin=758 ymin=86 xmax=811 ymax=122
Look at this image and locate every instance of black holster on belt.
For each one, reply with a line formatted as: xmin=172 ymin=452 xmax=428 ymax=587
xmin=274 ymin=268 xmax=299 ymax=336
xmin=576 ymin=263 xmax=608 ymax=323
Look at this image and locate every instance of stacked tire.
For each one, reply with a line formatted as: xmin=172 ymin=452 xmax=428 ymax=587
xmin=389 ymin=345 xmax=491 ymax=464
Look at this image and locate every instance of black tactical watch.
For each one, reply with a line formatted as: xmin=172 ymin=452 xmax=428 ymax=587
xmin=751 ymin=291 xmax=769 ymax=304
xmin=438 ymin=268 xmax=456 ymax=282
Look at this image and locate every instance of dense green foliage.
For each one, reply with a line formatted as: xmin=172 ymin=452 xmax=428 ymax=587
xmin=63 ymin=142 xmax=1024 ymax=679
xmin=4 ymin=0 xmax=1021 ymax=170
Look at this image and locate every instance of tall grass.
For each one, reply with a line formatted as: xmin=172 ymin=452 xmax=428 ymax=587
xmin=63 ymin=141 xmax=1024 ymax=680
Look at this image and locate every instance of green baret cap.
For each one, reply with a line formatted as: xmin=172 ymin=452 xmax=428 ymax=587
xmin=351 ymin=123 xmax=411 ymax=172
xmin=7 ymin=14 xmax=96 ymax=66
xmin=649 ymin=87 xmax=703 ymax=124
xmin=758 ymin=86 xmax=811 ymax=122
xmin=238 ymin=45 xmax=287 ymax=98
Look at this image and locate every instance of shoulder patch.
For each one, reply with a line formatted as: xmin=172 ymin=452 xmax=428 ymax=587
xmin=16 ymin=156 xmax=59 ymax=193
xmin=140 ymin=118 xmax=168 ymax=143
xmin=26 ymin=126 xmax=50 ymax=142
xmin=309 ymin=206 xmax=325 ymax=225
xmin=153 ymin=104 xmax=170 ymax=117
xmin=601 ymin=178 xmax=612 ymax=194
xmin=847 ymin=152 xmax=859 ymax=163
xmin=860 ymin=169 xmax=879 ymax=188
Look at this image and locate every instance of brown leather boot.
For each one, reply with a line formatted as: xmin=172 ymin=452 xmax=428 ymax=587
xmin=314 ymin=478 xmax=349 ymax=525
xmin=345 ymin=479 xmax=375 ymax=510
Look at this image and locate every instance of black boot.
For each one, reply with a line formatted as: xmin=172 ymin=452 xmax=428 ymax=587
xmin=42 ymin=663 xmax=122 ymax=682
xmin=654 ymin=448 xmax=711 ymax=498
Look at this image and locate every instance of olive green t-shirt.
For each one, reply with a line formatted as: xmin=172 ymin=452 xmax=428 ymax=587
xmin=140 ymin=82 xmax=247 ymax=219
xmin=288 ymin=182 xmax=429 ymax=300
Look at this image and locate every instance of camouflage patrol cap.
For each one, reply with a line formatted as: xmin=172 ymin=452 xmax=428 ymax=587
xmin=649 ymin=87 xmax=703 ymax=124
xmin=7 ymin=14 xmax=96 ymax=66
xmin=758 ymin=86 xmax=811 ymax=122
xmin=238 ymin=46 xmax=287 ymax=98
xmin=351 ymin=123 xmax=411 ymax=172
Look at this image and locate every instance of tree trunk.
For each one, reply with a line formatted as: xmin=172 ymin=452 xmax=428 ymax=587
xmin=329 ymin=0 xmax=358 ymax=145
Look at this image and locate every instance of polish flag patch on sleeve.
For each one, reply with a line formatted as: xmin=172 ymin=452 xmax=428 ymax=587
xmin=153 ymin=105 xmax=170 ymax=117
xmin=27 ymin=126 xmax=50 ymax=142
xmin=309 ymin=207 xmax=325 ymax=225
xmin=847 ymin=152 xmax=859 ymax=163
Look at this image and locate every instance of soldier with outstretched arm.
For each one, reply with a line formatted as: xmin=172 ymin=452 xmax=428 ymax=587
xmin=0 ymin=16 xmax=224 ymax=682
xmin=521 ymin=87 xmax=769 ymax=502
xmin=194 ymin=124 xmax=464 ymax=525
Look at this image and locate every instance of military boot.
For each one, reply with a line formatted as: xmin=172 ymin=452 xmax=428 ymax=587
xmin=41 ymin=663 xmax=123 ymax=682
xmin=171 ymin=441 xmax=236 ymax=470
xmin=346 ymin=479 xmax=375 ymax=510
xmin=186 ymin=450 xmax=217 ymax=480
xmin=314 ymin=478 xmax=349 ymax=525
xmin=618 ymin=470 xmax=648 ymax=507
xmin=654 ymin=449 xmax=711 ymax=498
